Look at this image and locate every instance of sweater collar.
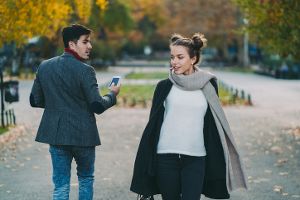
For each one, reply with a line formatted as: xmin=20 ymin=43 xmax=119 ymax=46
xmin=64 ymin=48 xmax=85 ymax=61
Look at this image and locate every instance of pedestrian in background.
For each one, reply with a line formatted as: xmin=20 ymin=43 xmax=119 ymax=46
xmin=30 ymin=24 xmax=120 ymax=200
xmin=131 ymin=33 xmax=247 ymax=200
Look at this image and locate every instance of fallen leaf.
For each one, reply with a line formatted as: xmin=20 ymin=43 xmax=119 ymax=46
xmin=275 ymin=158 xmax=289 ymax=166
xmin=253 ymin=178 xmax=270 ymax=183
xmin=265 ymin=150 xmax=270 ymax=155
xmin=270 ymin=146 xmax=283 ymax=154
xmin=289 ymin=127 xmax=300 ymax=140
xmin=264 ymin=170 xmax=272 ymax=174
xmin=279 ymin=172 xmax=288 ymax=176
xmin=18 ymin=163 xmax=25 ymax=167
xmin=287 ymin=145 xmax=293 ymax=150
xmin=273 ymin=185 xmax=283 ymax=193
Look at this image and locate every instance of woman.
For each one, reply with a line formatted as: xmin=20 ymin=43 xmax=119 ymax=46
xmin=130 ymin=33 xmax=247 ymax=200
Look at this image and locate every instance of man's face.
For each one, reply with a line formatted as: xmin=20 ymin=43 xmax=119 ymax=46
xmin=69 ymin=34 xmax=92 ymax=60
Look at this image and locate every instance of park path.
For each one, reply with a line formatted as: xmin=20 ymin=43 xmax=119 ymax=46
xmin=0 ymin=67 xmax=299 ymax=199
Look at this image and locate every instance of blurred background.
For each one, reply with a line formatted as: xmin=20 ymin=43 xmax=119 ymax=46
xmin=0 ymin=0 xmax=299 ymax=79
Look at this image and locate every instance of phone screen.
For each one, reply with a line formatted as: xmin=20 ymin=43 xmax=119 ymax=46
xmin=109 ymin=77 xmax=120 ymax=87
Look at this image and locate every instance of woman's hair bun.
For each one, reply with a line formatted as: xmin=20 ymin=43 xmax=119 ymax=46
xmin=192 ymin=33 xmax=207 ymax=51
xmin=170 ymin=33 xmax=183 ymax=43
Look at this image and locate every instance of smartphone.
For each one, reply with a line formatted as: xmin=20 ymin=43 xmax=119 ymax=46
xmin=109 ymin=76 xmax=121 ymax=87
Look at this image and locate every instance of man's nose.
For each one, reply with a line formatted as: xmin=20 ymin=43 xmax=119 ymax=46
xmin=88 ymin=43 xmax=92 ymax=49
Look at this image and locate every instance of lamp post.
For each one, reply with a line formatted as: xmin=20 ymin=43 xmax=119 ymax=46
xmin=0 ymin=57 xmax=5 ymax=127
xmin=243 ymin=18 xmax=250 ymax=67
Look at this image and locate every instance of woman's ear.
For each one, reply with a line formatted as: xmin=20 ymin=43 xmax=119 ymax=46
xmin=191 ymin=56 xmax=197 ymax=65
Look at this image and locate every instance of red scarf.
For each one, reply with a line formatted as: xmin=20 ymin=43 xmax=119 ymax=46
xmin=64 ymin=48 xmax=84 ymax=61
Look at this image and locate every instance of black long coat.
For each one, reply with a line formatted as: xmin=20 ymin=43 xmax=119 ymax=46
xmin=130 ymin=79 xmax=230 ymax=199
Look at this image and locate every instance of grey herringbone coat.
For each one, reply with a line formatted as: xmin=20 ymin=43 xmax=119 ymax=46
xmin=30 ymin=52 xmax=116 ymax=146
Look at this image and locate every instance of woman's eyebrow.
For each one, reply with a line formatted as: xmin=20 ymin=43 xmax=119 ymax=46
xmin=171 ymin=53 xmax=183 ymax=56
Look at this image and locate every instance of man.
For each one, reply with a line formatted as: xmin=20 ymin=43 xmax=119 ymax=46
xmin=30 ymin=24 xmax=120 ymax=200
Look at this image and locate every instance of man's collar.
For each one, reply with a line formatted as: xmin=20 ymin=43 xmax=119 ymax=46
xmin=64 ymin=48 xmax=84 ymax=61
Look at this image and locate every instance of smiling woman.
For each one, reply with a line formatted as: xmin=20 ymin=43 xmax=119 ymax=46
xmin=169 ymin=33 xmax=207 ymax=75
xmin=130 ymin=33 xmax=247 ymax=200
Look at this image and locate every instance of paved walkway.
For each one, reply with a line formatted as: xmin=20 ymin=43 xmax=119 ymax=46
xmin=0 ymin=67 xmax=299 ymax=199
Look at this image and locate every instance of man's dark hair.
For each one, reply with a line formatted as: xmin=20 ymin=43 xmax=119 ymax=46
xmin=62 ymin=24 xmax=92 ymax=48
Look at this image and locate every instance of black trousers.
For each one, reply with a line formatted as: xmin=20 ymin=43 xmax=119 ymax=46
xmin=156 ymin=153 xmax=206 ymax=200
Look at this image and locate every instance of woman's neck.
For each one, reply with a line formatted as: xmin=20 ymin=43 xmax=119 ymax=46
xmin=183 ymin=67 xmax=195 ymax=75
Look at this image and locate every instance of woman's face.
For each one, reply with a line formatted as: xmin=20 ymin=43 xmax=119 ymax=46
xmin=170 ymin=45 xmax=196 ymax=75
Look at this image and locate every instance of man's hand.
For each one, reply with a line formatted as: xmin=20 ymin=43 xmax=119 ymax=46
xmin=109 ymin=83 xmax=121 ymax=96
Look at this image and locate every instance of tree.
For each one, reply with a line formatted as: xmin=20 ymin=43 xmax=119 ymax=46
xmin=87 ymin=0 xmax=135 ymax=61
xmin=0 ymin=0 xmax=109 ymax=73
xmin=154 ymin=0 xmax=239 ymax=61
xmin=0 ymin=0 xmax=110 ymax=47
xmin=233 ymin=0 xmax=300 ymax=61
xmin=0 ymin=0 xmax=72 ymax=47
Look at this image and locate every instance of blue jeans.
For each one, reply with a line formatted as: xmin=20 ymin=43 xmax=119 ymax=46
xmin=49 ymin=145 xmax=95 ymax=200
xmin=156 ymin=154 xmax=205 ymax=200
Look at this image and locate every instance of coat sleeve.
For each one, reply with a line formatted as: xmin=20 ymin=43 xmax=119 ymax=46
xmin=81 ymin=66 xmax=117 ymax=114
xmin=30 ymin=67 xmax=45 ymax=108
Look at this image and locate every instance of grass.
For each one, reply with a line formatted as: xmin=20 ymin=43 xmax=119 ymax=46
xmin=103 ymin=71 xmax=251 ymax=107
xmin=218 ymin=85 xmax=250 ymax=106
xmin=101 ymin=84 xmax=156 ymax=108
xmin=125 ymin=72 xmax=168 ymax=79
xmin=101 ymin=83 xmax=249 ymax=108
xmin=0 ymin=127 xmax=9 ymax=135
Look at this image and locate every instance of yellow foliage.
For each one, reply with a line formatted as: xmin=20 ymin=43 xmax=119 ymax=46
xmin=95 ymin=0 xmax=109 ymax=11
xmin=122 ymin=0 xmax=167 ymax=24
xmin=73 ymin=0 xmax=93 ymax=23
xmin=0 ymin=0 xmax=71 ymax=47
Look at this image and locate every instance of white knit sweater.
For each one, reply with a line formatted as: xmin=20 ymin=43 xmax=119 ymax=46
xmin=157 ymin=86 xmax=208 ymax=156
